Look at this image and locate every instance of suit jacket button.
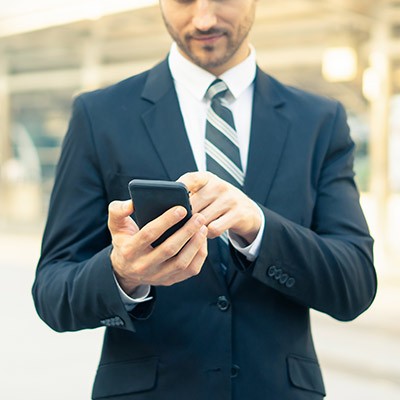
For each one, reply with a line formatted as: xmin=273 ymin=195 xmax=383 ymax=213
xmin=279 ymin=273 xmax=289 ymax=284
xmin=267 ymin=265 xmax=277 ymax=277
xmin=231 ymin=364 xmax=240 ymax=378
xmin=114 ymin=317 xmax=125 ymax=327
xmin=100 ymin=316 xmax=125 ymax=327
xmin=286 ymin=277 xmax=295 ymax=288
xmin=274 ymin=268 xmax=282 ymax=280
xmin=217 ymin=296 xmax=230 ymax=311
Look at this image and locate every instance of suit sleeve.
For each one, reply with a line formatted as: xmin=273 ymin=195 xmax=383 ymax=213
xmin=32 ymin=96 xmax=152 ymax=333
xmin=237 ymin=102 xmax=377 ymax=321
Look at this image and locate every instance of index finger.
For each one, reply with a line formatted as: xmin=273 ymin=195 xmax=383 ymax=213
xmin=135 ymin=205 xmax=188 ymax=249
xmin=178 ymin=171 xmax=211 ymax=194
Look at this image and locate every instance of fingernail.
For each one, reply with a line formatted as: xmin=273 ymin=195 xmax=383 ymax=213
xmin=124 ymin=201 xmax=131 ymax=210
xmin=175 ymin=207 xmax=186 ymax=218
xmin=200 ymin=225 xmax=208 ymax=236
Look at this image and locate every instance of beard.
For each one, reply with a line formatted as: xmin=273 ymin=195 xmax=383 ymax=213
xmin=162 ymin=18 xmax=253 ymax=73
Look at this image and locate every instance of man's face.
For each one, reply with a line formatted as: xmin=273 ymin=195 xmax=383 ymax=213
xmin=159 ymin=0 xmax=257 ymax=75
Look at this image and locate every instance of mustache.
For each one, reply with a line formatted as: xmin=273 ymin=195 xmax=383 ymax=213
xmin=187 ymin=28 xmax=227 ymax=39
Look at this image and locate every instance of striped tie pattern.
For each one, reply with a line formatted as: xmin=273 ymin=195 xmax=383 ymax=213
xmin=205 ymin=79 xmax=244 ymax=274
xmin=205 ymin=79 xmax=244 ymax=189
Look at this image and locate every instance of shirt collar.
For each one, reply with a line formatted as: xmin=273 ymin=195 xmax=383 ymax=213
xmin=168 ymin=42 xmax=257 ymax=102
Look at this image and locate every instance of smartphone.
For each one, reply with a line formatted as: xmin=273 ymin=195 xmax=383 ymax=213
xmin=128 ymin=179 xmax=192 ymax=247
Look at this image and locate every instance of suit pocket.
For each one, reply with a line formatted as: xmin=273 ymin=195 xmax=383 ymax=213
xmin=287 ymin=354 xmax=326 ymax=396
xmin=92 ymin=356 xmax=158 ymax=399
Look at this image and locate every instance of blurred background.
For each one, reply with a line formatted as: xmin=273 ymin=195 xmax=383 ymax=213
xmin=0 ymin=0 xmax=399 ymax=398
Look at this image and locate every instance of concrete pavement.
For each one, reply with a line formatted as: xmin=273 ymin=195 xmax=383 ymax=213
xmin=1 ymin=228 xmax=399 ymax=399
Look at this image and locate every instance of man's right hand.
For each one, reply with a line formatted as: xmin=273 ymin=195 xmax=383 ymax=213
xmin=108 ymin=200 xmax=208 ymax=296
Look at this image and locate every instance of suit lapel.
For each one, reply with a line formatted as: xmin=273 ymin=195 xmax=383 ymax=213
xmin=244 ymin=69 xmax=291 ymax=205
xmin=141 ymin=60 xmax=198 ymax=181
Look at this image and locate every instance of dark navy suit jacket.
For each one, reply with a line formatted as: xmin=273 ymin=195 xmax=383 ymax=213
xmin=33 ymin=59 xmax=377 ymax=400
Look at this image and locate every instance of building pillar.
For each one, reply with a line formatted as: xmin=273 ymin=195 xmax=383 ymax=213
xmin=367 ymin=3 xmax=392 ymax=260
xmin=0 ymin=48 xmax=11 ymax=167
xmin=80 ymin=22 xmax=103 ymax=91
xmin=0 ymin=48 xmax=11 ymax=222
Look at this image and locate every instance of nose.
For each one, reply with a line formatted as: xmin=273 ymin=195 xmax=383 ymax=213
xmin=192 ymin=0 xmax=217 ymax=31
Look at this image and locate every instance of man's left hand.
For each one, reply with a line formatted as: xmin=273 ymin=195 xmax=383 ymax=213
xmin=178 ymin=172 xmax=262 ymax=245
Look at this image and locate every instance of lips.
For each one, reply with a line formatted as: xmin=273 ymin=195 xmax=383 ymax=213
xmin=191 ymin=32 xmax=226 ymax=46
xmin=197 ymin=37 xmax=222 ymax=45
xmin=189 ymin=29 xmax=226 ymax=42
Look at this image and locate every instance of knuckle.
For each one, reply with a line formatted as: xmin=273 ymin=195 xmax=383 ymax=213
xmin=107 ymin=218 xmax=113 ymax=230
xmin=199 ymin=245 xmax=208 ymax=259
xmin=160 ymin=243 xmax=178 ymax=259
xmin=232 ymin=196 xmax=240 ymax=207
xmin=207 ymin=225 xmax=220 ymax=238
xmin=162 ymin=279 xmax=176 ymax=287
xmin=108 ymin=201 xmax=118 ymax=213
xmin=193 ymin=171 xmax=206 ymax=184
xmin=140 ymin=227 xmax=156 ymax=243
xmin=119 ymin=245 xmax=131 ymax=260
xmin=180 ymin=172 xmax=192 ymax=181
xmin=133 ymin=260 xmax=147 ymax=276
xmin=178 ymin=172 xmax=194 ymax=187
xmin=114 ymin=241 xmax=132 ymax=260
xmin=221 ymin=182 xmax=230 ymax=193
xmin=159 ymin=273 xmax=179 ymax=286
xmin=174 ymin=258 xmax=187 ymax=271
xmin=190 ymin=263 xmax=202 ymax=276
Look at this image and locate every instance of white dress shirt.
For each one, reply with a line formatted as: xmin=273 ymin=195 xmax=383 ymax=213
xmin=169 ymin=42 xmax=255 ymax=173
xmin=116 ymin=43 xmax=266 ymax=308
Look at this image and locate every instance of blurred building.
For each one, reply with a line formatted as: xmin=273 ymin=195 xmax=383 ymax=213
xmin=0 ymin=0 xmax=399 ymax=227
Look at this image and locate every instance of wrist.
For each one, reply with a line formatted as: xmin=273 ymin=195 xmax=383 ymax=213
xmin=114 ymin=270 xmax=141 ymax=296
xmin=239 ymin=229 xmax=258 ymax=245
xmin=239 ymin=215 xmax=262 ymax=245
xmin=110 ymin=249 xmax=141 ymax=295
xmin=231 ymin=203 xmax=262 ymax=244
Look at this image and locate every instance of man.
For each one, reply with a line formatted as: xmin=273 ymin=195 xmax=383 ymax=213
xmin=32 ymin=1 xmax=377 ymax=399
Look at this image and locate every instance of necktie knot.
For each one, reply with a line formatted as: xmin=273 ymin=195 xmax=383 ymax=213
xmin=205 ymin=79 xmax=229 ymax=102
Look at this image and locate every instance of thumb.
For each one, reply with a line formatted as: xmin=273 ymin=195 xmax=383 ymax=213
xmin=108 ymin=200 xmax=135 ymax=233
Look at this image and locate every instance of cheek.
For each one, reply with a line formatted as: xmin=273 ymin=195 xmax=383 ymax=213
xmin=161 ymin=7 xmax=187 ymax=35
xmin=219 ymin=4 xmax=251 ymax=24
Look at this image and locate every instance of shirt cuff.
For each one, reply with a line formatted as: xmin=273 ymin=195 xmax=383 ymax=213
xmin=113 ymin=273 xmax=152 ymax=311
xmin=228 ymin=203 xmax=265 ymax=262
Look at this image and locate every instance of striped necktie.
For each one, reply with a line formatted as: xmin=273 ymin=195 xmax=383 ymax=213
xmin=205 ymin=79 xmax=244 ymax=275
xmin=205 ymin=79 xmax=244 ymax=189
